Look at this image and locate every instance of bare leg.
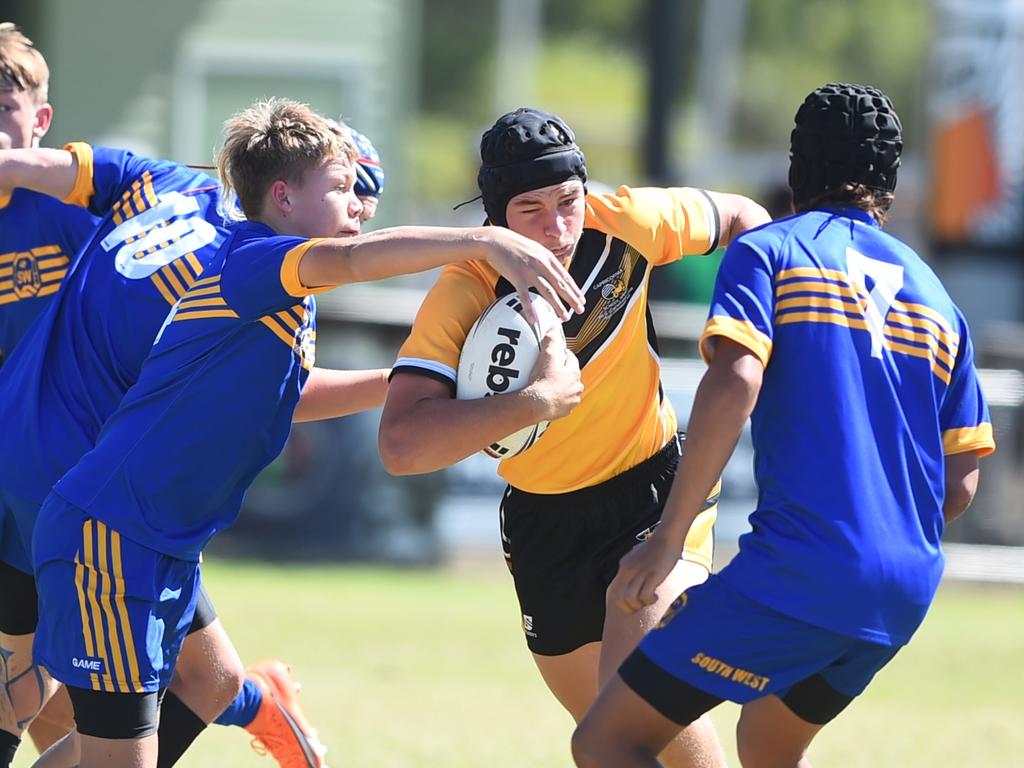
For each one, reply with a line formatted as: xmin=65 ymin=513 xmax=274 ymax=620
xmin=736 ymin=695 xmax=823 ymax=768
xmin=531 ymin=642 xmax=601 ymax=723
xmin=78 ymin=733 xmax=156 ymax=768
xmin=600 ymin=560 xmax=725 ymax=768
xmin=168 ymin=619 xmax=244 ymax=723
xmin=1 ymin=631 xmax=61 ymax=738
xmin=572 ymin=673 xmax=682 ymax=768
xmin=28 ymin=729 xmax=78 ymax=768
xmin=27 ymin=687 xmax=74 ymax=754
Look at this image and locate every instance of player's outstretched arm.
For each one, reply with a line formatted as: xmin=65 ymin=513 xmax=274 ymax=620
xmin=0 ymin=147 xmax=78 ymax=200
xmin=379 ymin=331 xmax=582 ymax=475
xmin=296 ymin=226 xmax=585 ymax=323
xmin=704 ymin=191 xmax=771 ymax=246
xmin=611 ymin=338 xmax=763 ymax=614
xmin=292 ymin=367 xmax=391 ymax=423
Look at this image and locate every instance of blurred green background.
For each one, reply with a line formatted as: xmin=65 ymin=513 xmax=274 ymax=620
xmin=4 ymin=2 xmax=1023 ymax=763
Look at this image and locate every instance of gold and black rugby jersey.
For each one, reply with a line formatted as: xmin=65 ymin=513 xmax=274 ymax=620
xmin=394 ymin=185 xmax=721 ymax=494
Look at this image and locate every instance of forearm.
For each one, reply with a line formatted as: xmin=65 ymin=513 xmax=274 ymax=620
xmin=298 ymin=226 xmax=495 ymax=289
xmin=293 ymin=367 xmax=390 ymax=422
xmin=659 ymin=357 xmax=761 ymax=543
xmin=0 ymin=148 xmax=78 ymax=200
xmin=380 ymin=390 xmax=546 ymax=475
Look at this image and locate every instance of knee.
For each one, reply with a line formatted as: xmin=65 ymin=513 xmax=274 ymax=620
xmin=570 ymin=722 xmax=603 ymax=768
xmin=571 ymin=718 xmax=635 ymax=768
xmin=211 ymin=656 xmax=245 ymax=704
xmin=736 ymin=728 xmax=806 ymax=768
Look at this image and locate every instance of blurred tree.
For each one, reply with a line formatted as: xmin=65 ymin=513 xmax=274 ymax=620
xmin=736 ymin=0 xmax=929 ymax=148
xmin=419 ymin=2 xmax=497 ymax=117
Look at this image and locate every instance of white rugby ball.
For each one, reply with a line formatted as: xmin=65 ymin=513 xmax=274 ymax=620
xmin=457 ymin=293 xmax=565 ymax=459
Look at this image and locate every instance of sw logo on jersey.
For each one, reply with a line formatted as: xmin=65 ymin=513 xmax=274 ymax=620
xmin=13 ymin=252 xmax=42 ymax=298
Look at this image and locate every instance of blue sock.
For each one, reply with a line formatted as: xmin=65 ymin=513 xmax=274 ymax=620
xmin=214 ymin=677 xmax=263 ymax=728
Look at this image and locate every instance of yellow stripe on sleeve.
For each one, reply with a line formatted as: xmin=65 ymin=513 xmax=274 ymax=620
xmin=943 ymin=424 xmax=996 ymax=457
xmin=62 ymin=142 xmax=96 ymax=209
xmin=700 ymin=316 xmax=773 ymax=367
xmin=279 ymin=239 xmax=331 ymax=297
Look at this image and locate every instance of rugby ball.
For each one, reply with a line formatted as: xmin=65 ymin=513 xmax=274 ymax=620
xmin=457 ymin=293 xmax=565 ymax=459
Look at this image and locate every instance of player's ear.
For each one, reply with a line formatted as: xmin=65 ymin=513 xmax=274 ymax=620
xmin=32 ymin=103 xmax=53 ymax=142
xmin=269 ymin=179 xmax=291 ymax=215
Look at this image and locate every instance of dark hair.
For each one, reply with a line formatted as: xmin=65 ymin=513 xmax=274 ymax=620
xmin=789 ymin=83 xmax=902 ymax=215
xmin=477 ymin=107 xmax=587 ymax=226
xmin=796 ymin=183 xmax=894 ymax=226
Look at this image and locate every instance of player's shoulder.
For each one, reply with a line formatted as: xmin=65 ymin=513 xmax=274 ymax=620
xmin=437 ymin=258 xmax=501 ymax=293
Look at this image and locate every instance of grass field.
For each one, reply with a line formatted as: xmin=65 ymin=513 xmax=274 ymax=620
xmin=16 ymin=560 xmax=1024 ymax=767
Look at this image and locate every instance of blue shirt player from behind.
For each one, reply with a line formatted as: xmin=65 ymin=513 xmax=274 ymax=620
xmin=572 ymin=83 xmax=996 ymax=768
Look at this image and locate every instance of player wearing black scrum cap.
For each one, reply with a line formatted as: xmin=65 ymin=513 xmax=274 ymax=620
xmin=381 ymin=107 xmax=769 ymax=768
xmin=572 ymin=83 xmax=993 ymax=768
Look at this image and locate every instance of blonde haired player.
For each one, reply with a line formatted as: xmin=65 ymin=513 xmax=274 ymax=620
xmin=9 ymin=97 xmax=583 ymax=768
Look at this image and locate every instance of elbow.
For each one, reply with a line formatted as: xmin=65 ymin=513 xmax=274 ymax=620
xmin=943 ymin=483 xmax=977 ymax=525
xmin=378 ymin=423 xmax=421 ymax=476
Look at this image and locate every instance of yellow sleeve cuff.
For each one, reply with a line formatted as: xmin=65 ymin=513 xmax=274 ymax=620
xmin=942 ymin=424 xmax=996 ymax=458
xmin=61 ymin=142 xmax=96 ymax=209
xmin=279 ymin=238 xmax=333 ymax=297
xmin=700 ymin=316 xmax=773 ymax=367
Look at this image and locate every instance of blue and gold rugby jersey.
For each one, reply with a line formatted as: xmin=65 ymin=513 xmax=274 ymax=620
xmin=701 ymin=206 xmax=995 ymax=645
xmin=0 ymin=143 xmax=227 ymax=504
xmin=53 ymin=222 xmax=321 ymax=561
xmin=0 ymin=189 xmax=99 ymax=364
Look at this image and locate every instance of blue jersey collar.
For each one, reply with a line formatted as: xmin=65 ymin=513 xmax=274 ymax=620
xmin=818 ymin=206 xmax=881 ymax=229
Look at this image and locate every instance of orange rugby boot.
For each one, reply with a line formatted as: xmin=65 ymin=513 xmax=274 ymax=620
xmin=244 ymin=659 xmax=328 ymax=768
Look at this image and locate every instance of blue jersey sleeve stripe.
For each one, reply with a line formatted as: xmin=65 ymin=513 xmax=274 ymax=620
xmin=700 ymin=316 xmax=772 ymax=367
xmin=62 ymin=143 xmax=96 ymax=209
xmin=943 ymin=424 xmax=995 ymax=457
xmin=280 ymin=239 xmax=332 ymax=297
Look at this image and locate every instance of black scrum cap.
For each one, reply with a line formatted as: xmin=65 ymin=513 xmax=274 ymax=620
xmin=477 ymin=107 xmax=588 ymax=226
xmin=789 ymin=83 xmax=902 ymax=206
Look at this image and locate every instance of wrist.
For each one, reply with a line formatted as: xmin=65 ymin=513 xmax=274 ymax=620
xmin=516 ymin=383 xmax=551 ymax=422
